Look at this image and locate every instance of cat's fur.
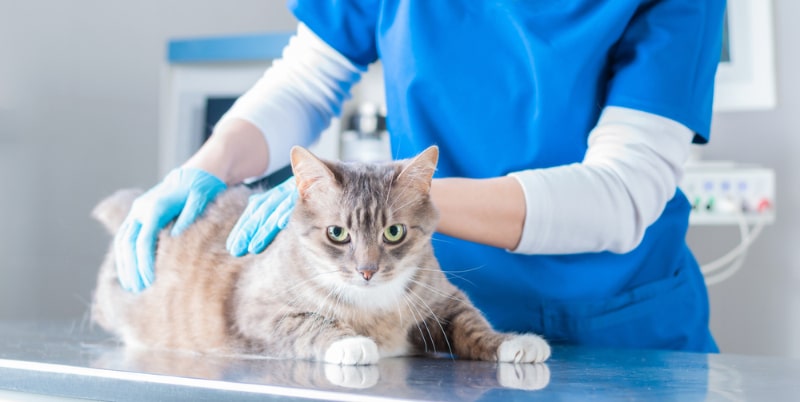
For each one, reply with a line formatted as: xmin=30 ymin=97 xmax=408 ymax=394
xmin=91 ymin=146 xmax=550 ymax=365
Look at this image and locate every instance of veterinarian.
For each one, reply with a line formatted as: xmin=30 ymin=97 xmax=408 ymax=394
xmin=116 ymin=0 xmax=726 ymax=353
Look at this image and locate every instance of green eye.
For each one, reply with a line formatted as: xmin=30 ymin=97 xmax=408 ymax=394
xmin=383 ymin=224 xmax=407 ymax=244
xmin=326 ymin=226 xmax=350 ymax=244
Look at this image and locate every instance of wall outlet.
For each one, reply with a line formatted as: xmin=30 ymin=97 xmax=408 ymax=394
xmin=680 ymin=162 xmax=775 ymax=225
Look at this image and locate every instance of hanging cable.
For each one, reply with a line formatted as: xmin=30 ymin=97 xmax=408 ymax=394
xmin=700 ymin=207 xmax=766 ymax=286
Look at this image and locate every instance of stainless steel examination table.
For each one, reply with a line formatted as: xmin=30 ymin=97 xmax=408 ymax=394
xmin=1 ymin=321 xmax=798 ymax=401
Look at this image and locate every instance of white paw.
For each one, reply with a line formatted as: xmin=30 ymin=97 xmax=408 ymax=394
xmin=324 ymin=364 xmax=380 ymax=389
xmin=324 ymin=336 xmax=380 ymax=365
xmin=497 ymin=334 xmax=551 ymax=363
xmin=497 ymin=362 xmax=551 ymax=390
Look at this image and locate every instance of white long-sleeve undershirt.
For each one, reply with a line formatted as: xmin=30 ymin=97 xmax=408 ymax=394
xmin=218 ymin=23 xmax=694 ymax=256
xmin=509 ymin=107 xmax=693 ymax=254
xmin=216 ymin=24 xmax=366 ymax=178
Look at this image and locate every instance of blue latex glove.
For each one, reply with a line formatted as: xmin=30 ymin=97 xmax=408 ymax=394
xmin=226 ymin=177 xmax=298 ymax=257
xmin=114 ymin=167 xmax=226 ymax=293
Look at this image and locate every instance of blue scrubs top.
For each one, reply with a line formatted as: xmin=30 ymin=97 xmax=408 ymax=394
xmin=290 ymin=0 xmax=725 ymax=353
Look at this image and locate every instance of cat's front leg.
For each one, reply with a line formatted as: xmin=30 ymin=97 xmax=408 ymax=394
xmin=236 ymin=308 xmax=382 ymax=365
xmin=496 ymin=334 xmax=551 ymax=363
xmin=438 ymin=294 xmax=550 ymax=363
xmin=324 ymin=336 xmax=380 ymax=365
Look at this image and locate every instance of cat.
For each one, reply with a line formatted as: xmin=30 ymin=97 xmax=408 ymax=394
xmin=91 ymin=145 xmax=550 ymax=365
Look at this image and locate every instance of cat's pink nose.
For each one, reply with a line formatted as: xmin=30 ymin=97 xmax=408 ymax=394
xmin=357 ymin=265 xmax=378 ymax=281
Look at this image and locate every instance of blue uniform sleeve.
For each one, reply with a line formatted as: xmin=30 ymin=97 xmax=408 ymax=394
xmin=288 ymin=0 xmax=380 ymax=67
xmin=606 ymin=0 xmax=726 ymax=143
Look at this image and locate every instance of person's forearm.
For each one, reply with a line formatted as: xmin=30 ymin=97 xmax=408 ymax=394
xmin=430 ymin=177 xmax=526 ymax=250
xmin=214 ymin=24 xmax=365 ymax=179
xmin=182 ymin=118 xmax=269 ymax=185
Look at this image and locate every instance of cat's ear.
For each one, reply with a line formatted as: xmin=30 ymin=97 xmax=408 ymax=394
xmin=290 ymin=146 xmax=337 ymax=199
xmin=396 ymin=145 xmax=439 ymax=194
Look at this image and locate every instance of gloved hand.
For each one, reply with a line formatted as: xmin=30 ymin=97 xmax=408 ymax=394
xmin=226 ymin=177 xmax=298 ymax=257
xmin=114 ymin=167 xmax=227 ymax=293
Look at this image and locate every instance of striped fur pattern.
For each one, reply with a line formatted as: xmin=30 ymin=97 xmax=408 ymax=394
xmin=91 ymin=146 xmax=550 ymax=365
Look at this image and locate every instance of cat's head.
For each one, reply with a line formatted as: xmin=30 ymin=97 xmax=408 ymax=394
xmin=288 ymin=146 xmax=440 ymax=304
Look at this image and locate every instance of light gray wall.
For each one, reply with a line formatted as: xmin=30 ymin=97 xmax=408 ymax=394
xmin=697 ymin=0 xmax=800 ymax=358
xmin=0 ymin=0 xmax=297 ymax=319
xmin=1 ymin=0 xmax=798 ymax=358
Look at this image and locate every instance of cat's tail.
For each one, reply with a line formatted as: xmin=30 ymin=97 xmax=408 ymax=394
xmin=92 ymin=189 xmax=142 ymax=234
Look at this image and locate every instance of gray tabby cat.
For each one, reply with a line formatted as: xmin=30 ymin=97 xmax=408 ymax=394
xmin=91 ymin=146 xmax=550 ymax=365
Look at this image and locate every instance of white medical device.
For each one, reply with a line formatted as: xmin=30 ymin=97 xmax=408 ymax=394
xmin=680 ymin=161 xmax=776 ymax=285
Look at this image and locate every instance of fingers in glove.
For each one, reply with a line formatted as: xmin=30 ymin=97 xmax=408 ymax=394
xmin=135 ymin=222 xmax=158 ymax=289
xmin=172 ymin=191 xmax=210 ymax=236
xmin=114 ymin=219 xmax=145 ymax=293
xmin=248 ymin=194 xmax=296 ymax=254
xmin=226 ymin=198 xmax=263 ymax=256
xmin=247 ymin=213 xmax=282 ymax=255
xmin=227 ymin=191 xmax=280 ymax=256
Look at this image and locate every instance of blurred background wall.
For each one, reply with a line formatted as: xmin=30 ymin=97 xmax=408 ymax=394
xmin=1 ymin=0 xmax=798 ymax=358
xmin=0 ymin=0 xmax=297 ymax=319
xmin=699 ymin=0 xmax=800 ymax=357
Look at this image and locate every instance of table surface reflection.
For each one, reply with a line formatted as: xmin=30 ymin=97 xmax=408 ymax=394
xmin=1 ymin=321 xmax=799 ymax=401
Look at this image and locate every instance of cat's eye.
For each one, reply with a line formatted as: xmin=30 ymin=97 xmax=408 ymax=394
xmin=383 ymin=224 xmax=407 ymax=244
xmin=326 ymin=226 xmax=350 ymax=244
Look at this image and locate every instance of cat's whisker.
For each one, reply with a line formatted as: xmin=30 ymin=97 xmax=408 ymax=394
xmin=325 ymin=284 xmax=345 ymax=324
xmin=432 ymin=265 xmax=485 ymax=288
xmin=420 ymin=265 xmax=485 ymax=275
xmin=269 ymin=271 xmax=336 ymax=300
xmin=384 ymin=176 xmax=395 ymax=207
xmin=269 ymin=274 xmax=341 ymax=335
xmin=387 ymin=169 xmax=427 ymax=213
xmin=283 ymin=286 xmax=336 ymax=341
xmin=407 ymin=278 xmax=466 ymax=304
xmin=271 ymin=293 xmax=312 ymax=336
xmin=407 ymin=288 xmax=453 ymax=357
xmin=400 ymin=293 xmax=430 ymax=353
xmin=388 ymin=197 xmax=419 ymax=215
xmin=386 ymin=177 xmax=410 ymax=210
xmin=442 ymin=274 xmax=477 ymax=288
xmin=315 ymin=286 xmax=341 ymax=324
xmin=392 ymin=291 xmax=405 ymax=328
xmin=267 ymin=286 xmax=331 ymax=329
xmin=430 ymin=237 xmax=455 ymax=245
xmin=266 ymin=269 xmax=342 ymax=326
xmin=403 ymin=293 xmax=440 ymax=355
